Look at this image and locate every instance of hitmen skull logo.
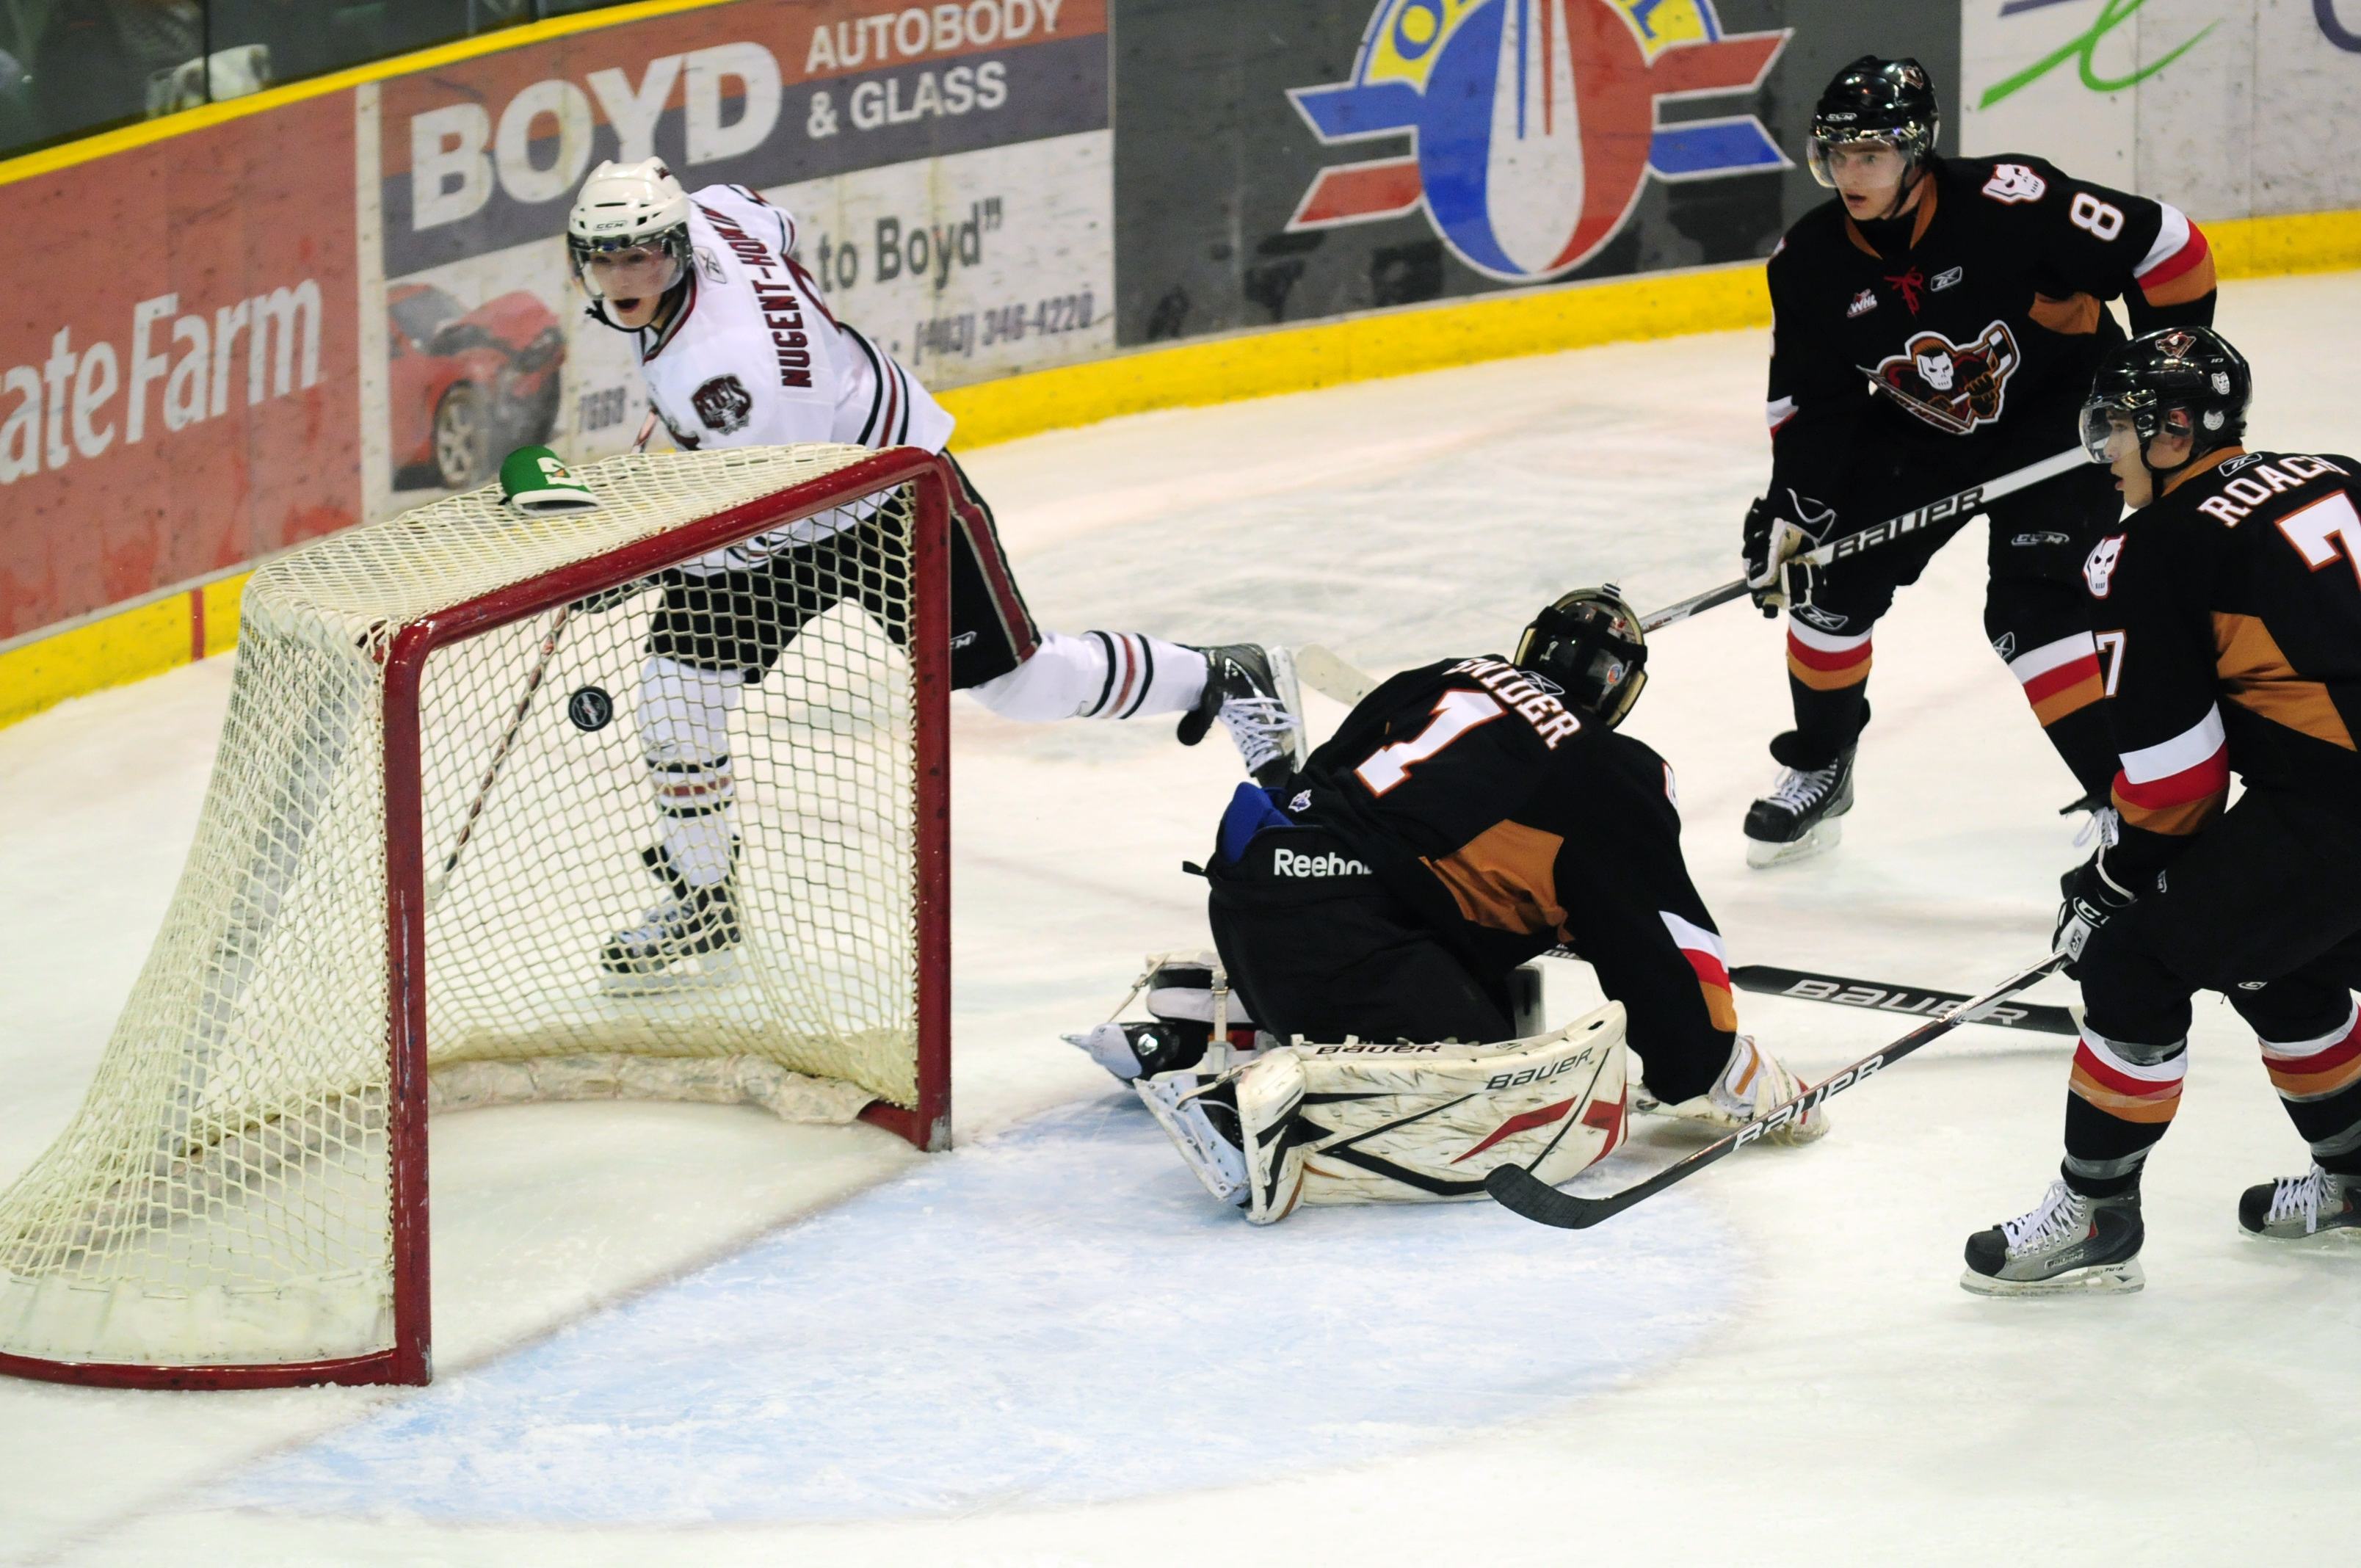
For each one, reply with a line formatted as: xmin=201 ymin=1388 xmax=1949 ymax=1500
xmin=1870 ymin=321 xmax=2020 ymax=435
xmin=692 ymin=374 xmax=754 ymax=435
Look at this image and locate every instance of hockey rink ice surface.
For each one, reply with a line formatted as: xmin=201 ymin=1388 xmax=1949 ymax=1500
xmin=4 ymin=272 xmax=2360 ymax=1566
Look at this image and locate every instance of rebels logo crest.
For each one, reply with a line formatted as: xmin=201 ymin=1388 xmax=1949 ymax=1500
xmin=692 ymin=374 xmax=754 ymax=435
xmin=1871 ymin=321 xmax=2020 ymax=435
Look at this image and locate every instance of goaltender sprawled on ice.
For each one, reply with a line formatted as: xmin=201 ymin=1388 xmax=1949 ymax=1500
xmin=1070 ymin=589 xmax=1827 ymax=1222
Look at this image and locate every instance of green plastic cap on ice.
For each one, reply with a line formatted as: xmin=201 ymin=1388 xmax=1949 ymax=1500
xmin=499 ymin=446 xmax=600 ymax=513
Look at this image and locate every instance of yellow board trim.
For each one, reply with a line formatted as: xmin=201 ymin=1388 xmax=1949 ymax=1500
xmin=0 ymin=0 xmax=736 ymax=188
xmin=4 ymin=211 xmax=2360 ymax=733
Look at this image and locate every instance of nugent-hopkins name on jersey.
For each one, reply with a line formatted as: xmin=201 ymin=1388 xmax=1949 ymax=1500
xmin=630 ymin=183 xmax=956 ymax=567
xmin=1765 ymin=153 xmax=2216 ymax=499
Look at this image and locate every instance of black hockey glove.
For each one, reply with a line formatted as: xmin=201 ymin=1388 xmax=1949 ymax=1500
xmin=1741 ymin=488 xmax=1838 ymax=617
xmin=2053 ymin=850 xmax=2137 ymax=977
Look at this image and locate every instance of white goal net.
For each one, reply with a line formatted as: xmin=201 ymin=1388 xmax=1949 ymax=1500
xmin=0 ymin=444 xmax=952 ymax=1387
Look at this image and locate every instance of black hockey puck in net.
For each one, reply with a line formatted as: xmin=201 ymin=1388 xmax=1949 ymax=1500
xmin=567 ymin=685 xmax=614 ymax=732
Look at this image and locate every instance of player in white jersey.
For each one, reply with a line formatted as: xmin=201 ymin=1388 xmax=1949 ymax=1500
xmin=566 ymin=160 xmax=1302 ymax=976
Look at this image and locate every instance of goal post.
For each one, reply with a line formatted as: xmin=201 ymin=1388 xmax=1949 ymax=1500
xmin=0 ymin=443 xmax=954 ymax=1390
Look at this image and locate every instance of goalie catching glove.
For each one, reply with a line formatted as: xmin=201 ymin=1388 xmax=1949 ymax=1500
xmin=1136 ymin=1003 xmax=1630 ymax=1224
xmin=1741 ymin=487 xmax=1838 ymax=616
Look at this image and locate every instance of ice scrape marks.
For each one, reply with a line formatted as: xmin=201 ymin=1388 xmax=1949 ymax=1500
xmin=218 ymin=1097 xmax=1737 ymax=1524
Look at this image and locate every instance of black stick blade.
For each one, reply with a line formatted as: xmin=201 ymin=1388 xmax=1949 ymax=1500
xmin=1483 ymin=1164 xmax=1611 ymax=1229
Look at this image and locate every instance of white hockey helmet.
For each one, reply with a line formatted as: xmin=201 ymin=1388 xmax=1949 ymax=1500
xmin=567 ymin=158 xmax=692 ymax=301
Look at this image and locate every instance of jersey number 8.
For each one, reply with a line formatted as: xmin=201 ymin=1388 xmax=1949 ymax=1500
xmin=2070 ymin=192 xmax=2125 ymax=242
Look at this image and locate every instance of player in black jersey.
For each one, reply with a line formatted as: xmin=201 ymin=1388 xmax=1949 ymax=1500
xmin=1739 ymin=57 xmax=2217 ymax=866
xmin=1200 ymin=587 xmax=1824 ymax=1142
xmin=1965 ymin=327 xmax=2361 ymax=1295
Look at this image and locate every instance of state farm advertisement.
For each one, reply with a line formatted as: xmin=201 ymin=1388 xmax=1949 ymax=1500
xmin=366 ymin=0 xmax=1111 ymax=517
xmin=0 ymin=96 xmax=360 ymax=642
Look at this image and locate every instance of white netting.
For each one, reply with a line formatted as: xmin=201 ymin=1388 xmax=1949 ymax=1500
xmin=0 ymin=445 xmax=931 ymax=1373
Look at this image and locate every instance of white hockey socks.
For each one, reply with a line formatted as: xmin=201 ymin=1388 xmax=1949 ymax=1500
xmin=639 ymin=656 xmax=742 ymax=888
xmin=968 ymin=631 xmax=1208 ymax=722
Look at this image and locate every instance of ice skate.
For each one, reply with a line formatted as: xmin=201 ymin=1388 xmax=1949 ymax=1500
xmin=1136 ymin=1069 xmax=1250 ymax=1206
xmin=1651 ymin=1034 xmax=1829 ymax=1145
xmin=2238 ymin=1163 xmax=2361 ymax=1241
xmin=1065 ymin=1021 xmax=1209 ymax=1084
xmin=1178 ymin=644 xmax=1305 ymax=788
xmin=1744 ymin=742 xmax=1855 ymax=868
xmin=1962 ymin=1179 xmax=2145 ymax=1295
xmin=601 ymin=844 xmax=742 ymax=984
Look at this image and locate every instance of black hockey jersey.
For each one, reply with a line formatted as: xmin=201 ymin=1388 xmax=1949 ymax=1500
xmin=2086 ymin=449 xmax=2361 ymax=876
xmin=1767 ymin=153 xmax=2216 ymax=506
xmin=1290 ymin=655 xmax=1736 ymax=1068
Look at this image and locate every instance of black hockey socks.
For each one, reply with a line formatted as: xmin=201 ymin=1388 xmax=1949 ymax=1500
xmin=2061 ymin=1023 xmax=2186 ymax=1199
xmin=2258 ymin=1001 xmax=2361 ymax=1177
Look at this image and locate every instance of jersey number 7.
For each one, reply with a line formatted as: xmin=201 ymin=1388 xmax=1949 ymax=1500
xmin=2277 ymin=492 xmax=2361 ymax=591
xmin=1356 ymin=689 xmax=1506 ymax=796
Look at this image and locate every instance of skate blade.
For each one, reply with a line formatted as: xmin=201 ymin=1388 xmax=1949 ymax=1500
xmin=2238 ymin=1221 xmax=2361 ymax=1247
xmin=1746 ymin=818 xmax=1843 ymax=869
xmin=600 ymin=947 xmax=745 ymax=996
xmin=1958 ymin=1257 xmax=2145 ymax=1297
xmin=1263 ymin=645 xmax=1308 ymax=767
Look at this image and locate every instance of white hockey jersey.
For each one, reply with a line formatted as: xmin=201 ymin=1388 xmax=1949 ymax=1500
xmin=632 ymin=184 xmax=954 ymax=567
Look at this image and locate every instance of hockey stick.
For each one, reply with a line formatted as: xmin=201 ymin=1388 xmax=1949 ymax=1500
xmin=1636 ymin=446 xmax=2086 ymax=632
xmin=427 ymin=415 xmax=661 ymax=904
xmin=425 ymin=604 xmax=573 ymax=904
xmin=1483 ymin=953 xmax=2067 ymax=1230
xmin=1730 ymin=962 xmax=2079 ymax=1037
xmin=1293 ymin=449 xmax=2088 ymax=706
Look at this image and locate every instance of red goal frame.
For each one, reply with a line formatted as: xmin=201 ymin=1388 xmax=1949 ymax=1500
xmin=0 ymin=449 xmax=955 ymax=1390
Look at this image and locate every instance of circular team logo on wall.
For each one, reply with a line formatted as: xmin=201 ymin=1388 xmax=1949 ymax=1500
xmin=1285 ymin=0 xmax=1792 ymax=281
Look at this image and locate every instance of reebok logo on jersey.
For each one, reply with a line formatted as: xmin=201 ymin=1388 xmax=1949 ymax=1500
xmin=692 ymin=375 xmax=754 ymax=434
xmin=1932 ymin=265 xmax=1964 ymax=291
xmin=1847 ymin=288 xmax=1877 ymax=319
xmin=1272 ymin=847 xmax=1370 ymax=879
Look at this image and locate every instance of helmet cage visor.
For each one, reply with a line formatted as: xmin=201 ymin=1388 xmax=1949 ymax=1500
xmin=1805 ymin=120 xmax=1932 ymax=189
xmin=569 ymin=228 xmax=689 ymax=302
xmin=1515 ymin=600 xmax=1649 ymax=728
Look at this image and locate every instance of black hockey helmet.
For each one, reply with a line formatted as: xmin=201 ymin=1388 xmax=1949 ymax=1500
xmin=2081 ymin=327 xmax=2252 ymax=478
xmin=1517 ymin=585 xmax=1647 ymax=730
xmin=1808 ymin=56 xmax=1940 ymax=188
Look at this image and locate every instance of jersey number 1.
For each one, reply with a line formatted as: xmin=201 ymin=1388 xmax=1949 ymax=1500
xmin=1355 ymin=690 xmax=1505 ymax=795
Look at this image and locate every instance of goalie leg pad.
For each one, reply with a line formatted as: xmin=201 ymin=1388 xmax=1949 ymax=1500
xmin=1184 ymin=1003 xmax=1631 ymax=1224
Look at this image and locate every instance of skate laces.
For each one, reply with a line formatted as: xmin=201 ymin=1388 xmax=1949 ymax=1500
xmin=2267 ymin=1164 xmax=2337 ymax=1233
xmin=2001 ymin=1180 xmax=2087 ymax=1255
xmin=1766 ymin=761 xmax=1839 ymax=814
xmin=1218 ymin=695 xmax=1300 ymax=773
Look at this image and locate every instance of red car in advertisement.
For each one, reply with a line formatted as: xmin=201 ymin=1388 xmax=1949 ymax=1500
xmin=387 ymin=283 xmax=566 ymax=490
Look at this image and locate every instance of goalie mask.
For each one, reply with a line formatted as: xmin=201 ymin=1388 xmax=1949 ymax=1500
xmin=1516 ymin=584 xmax=1647 ymax=730
xmin=567 ymin=159 xmax=694 ymax=324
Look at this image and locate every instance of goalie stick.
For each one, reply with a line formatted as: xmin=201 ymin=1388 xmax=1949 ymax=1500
xmin=1729 ymin=962 xmax=2078 ymax=1037
xmin=1484 ymin=954 xmax=2067 ymax=1230
xmin=1294 ymin=448 xmax=2088 ymax=704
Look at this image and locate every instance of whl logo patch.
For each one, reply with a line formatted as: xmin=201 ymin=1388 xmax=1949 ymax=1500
xmin=1284 ymin=1 xmax=1791 ymax=282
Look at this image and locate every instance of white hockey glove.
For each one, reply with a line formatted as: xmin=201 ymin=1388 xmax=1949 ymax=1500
xmin=1741 ymin=489 xmax=1838 ymax=615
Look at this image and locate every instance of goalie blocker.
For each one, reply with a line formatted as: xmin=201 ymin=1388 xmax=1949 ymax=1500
xmin=1138 ymin=1006 xmax=1630 ymax=1224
